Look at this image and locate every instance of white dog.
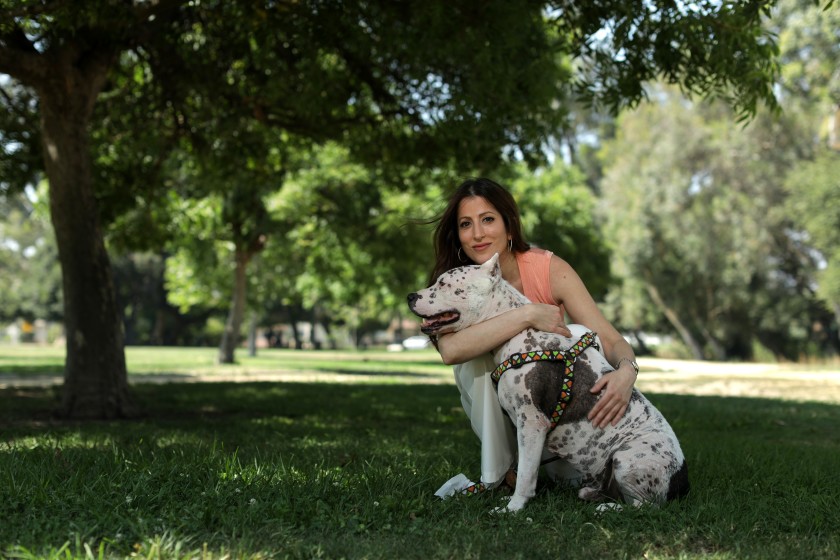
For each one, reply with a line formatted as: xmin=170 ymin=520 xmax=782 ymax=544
xmin=408 ymin=254 xmax=689 ymax=512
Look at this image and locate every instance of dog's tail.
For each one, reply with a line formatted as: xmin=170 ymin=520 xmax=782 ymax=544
xmin=666 ymin=460 xmax=690 ymax=501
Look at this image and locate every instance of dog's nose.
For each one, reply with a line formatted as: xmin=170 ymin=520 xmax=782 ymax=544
xmin=407 ymin=293 xmax=421 ymax=306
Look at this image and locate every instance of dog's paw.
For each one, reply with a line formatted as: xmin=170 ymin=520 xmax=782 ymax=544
xmin=491 ymin=505 xmax=521 ymax=514
xmin=578 ymin=486 xmax=603 ymax=501
xmin=492 ymin=496 xmax=527 ymax=514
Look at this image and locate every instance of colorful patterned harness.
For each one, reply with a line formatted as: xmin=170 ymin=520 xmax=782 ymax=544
xmin=459 ymin=331 xmax=600 ymax=496
xmin=491 ymin=330 xmax=600 ymax=430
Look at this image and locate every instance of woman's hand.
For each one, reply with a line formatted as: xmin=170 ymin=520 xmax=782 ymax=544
xmin=524 ymin=304 xmax=572 ymax=338
xmin=587 ymin=364 xmax=636 ymax=428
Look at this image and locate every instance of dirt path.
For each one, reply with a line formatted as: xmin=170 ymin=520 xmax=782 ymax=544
xmin=635 ymin=357 xmax=840 ymax=404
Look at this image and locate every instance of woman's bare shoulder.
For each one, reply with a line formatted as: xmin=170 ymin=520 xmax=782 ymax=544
xmin=548 ymin=253 xmax=578 ymax=277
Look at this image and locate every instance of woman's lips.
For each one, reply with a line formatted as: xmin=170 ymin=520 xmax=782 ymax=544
xmin=473 ymin=243 xmax=491 ymax=251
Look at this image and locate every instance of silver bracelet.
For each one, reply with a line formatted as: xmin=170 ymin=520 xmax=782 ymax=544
xmin=616 ymin=357 xmax=639 ymax=376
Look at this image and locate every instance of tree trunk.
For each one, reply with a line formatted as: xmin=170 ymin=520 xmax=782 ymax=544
xmin=289 ymin=306 xmax=303 ymax=349
xmin=218 ymin=247 xmax=250 ymax=364
xmin=38 ymin=66 xmax=137 ymax=419
xmin=151 ymin=253 xmax=168 ymax=345
xmin=631 ymin=329 xmax=652 ymax=355
xmin=321 ymin=317 xmax=337 ymax=350
xmin=834 ymin=302 xmax=840 ymax=346
xmin=309 ymin=322 xmax=321 ymax=349
xmin=699 ymin=326 xmax=727 ymax=361
xmin=247 ymin=312 xmax=258 ymax=357
xmin=645 ymin=282 xmax=706 ymax=360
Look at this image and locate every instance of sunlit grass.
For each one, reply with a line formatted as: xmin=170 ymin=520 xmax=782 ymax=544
xmin=0 ymin=344 xmax=449 ymax=379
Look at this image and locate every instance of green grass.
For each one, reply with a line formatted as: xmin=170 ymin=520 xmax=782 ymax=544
xmin=0 ymin=345 xmax=450 ymax=381
xmin=1 ymin=349 xmax=840 ymax=558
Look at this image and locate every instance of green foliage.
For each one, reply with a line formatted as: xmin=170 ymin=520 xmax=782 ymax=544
xmin=785 ymin=152 xmax=840 ymax=309
xmin=164 ymin=195 xmax=232 ymax=314
xmin=549 ymin=0 xmax=781 ymax=120
xmin=508 ymin=162 xmax=613 ymax=298
xmin=110 ymin=252 xmax=218 ymax=347
xmin=111 ymin=0 xmax=569 ymax=172
xmin=162 ymin=142 xmax=448 ymax=340
xmin=0 ymin=185 xmax=61 ymax=322
xmin=0 ymin=80 xmax=40 ymax=197
xmin=775 ymin=0 xmax=840 ymax=109
xmin=90 ymin=49 xmax=176 ymax=234
xmin=259 ymin=143 xmax=447 ymax=330
xmin=599 ymin=87 xmax=822 ymax=360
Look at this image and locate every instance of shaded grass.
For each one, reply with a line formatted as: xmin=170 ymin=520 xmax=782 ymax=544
xmin=2 ymin=380 xmax=839 ymax=559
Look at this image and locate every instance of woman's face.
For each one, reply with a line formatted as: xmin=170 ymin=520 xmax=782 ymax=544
xmin=457 ymin=195 xmax=511 ymax=264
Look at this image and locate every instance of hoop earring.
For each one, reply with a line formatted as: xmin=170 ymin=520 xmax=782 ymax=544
xmin=457 ymin=247 xmax=466 ymax=263
xmin=508 ymin=239 xmax=513 ymax=252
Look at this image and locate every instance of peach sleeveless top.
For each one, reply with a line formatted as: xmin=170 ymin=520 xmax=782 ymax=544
xmin=515 ymin=247 xmax=558 ymax=306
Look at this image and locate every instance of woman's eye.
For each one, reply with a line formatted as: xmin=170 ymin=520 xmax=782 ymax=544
xmin=483 ymin=216 xmax=494 ymax=223
xmin=459 ymin=221 xmax=470 ymax=229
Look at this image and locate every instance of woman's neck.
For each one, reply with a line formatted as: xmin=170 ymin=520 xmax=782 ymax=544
xmin=499 ymin=250 xmax=522 ymax=292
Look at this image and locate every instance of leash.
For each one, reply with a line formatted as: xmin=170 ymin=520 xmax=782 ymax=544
xmin=456 ymin=455 xmax=564 ymax=497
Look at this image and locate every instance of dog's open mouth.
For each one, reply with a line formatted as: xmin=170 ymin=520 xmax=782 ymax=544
xmin=419 ymin=311 xmax=460 ymax=334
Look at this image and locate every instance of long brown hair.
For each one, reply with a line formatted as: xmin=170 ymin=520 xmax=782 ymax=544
xmin=428 ymin=177 xmax=530 ymax=285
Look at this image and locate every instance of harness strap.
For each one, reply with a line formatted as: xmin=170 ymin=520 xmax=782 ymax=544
xmin=491 ymin=331 xmax=599 ymax=430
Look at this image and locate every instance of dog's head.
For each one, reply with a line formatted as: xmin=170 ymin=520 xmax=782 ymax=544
xmin=407 ymin=253 xmax=502 ymax=336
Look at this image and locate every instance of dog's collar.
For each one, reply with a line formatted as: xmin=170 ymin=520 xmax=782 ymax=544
xmin=491 ymin=331 xmax=600 ymax=429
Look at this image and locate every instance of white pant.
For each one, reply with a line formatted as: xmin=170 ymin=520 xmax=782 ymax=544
xmin=454 ymin=354 xmax=517 ymax=485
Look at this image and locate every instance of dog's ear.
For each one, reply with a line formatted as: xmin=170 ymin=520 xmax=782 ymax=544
xmin=481 ymin=253 xmax=501 ymax=278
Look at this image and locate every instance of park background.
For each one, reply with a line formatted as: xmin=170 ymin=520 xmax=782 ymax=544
xmin=1 ymin=1 xmax=839 ymax=558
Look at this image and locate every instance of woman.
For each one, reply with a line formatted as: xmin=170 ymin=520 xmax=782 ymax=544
xmin=429 ymin=177 xmax=639 ymax=493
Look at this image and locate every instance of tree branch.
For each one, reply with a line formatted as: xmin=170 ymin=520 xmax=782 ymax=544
xmin=0 ymin=0 xmax=70 ymax=19
xmin=0 ymin=25 xmax=47 ymax=86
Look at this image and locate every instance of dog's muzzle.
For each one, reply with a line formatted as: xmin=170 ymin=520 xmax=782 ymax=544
xmin=406 ymin=292 xmax=460 ymax=334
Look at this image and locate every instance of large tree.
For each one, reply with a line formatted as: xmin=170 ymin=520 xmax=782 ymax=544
xmin=599 ymin=87 xmax=829 ymax=360
xmin=785 ymin=154 xmax=840 ymax=347
xmin=776 ymin=0 xmax=840 ymax=347
xmin=0 ymin=1 xmax=565 ymax=417
xmin=1 ymin=0 xmax=782 ymax=418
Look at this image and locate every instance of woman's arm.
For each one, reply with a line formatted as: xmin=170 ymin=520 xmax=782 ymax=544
xmin=549 ymin=256 xmax=638 ymax=428
xmin=436 ymin=304 xmax=572 ymax=365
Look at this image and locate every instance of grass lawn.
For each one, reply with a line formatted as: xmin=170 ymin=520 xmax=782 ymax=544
xmin=0 ymin=345 xmax=452 ymax=383
xmin=1 ymin=346 xmax=839 ymax=559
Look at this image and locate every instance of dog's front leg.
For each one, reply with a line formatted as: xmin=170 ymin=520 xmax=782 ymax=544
xmin=497 ymin=414 xmax=550 ymax=513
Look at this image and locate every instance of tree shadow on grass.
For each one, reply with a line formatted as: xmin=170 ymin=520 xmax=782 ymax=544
xmin=2 ymin=384 xmax=840 ymax=558
xmin=0 ymin=364 xmax=64 ymax=375
xmin=262 ymin=367 xmax=445 ymax=379
xmin=3 ymin=383 xmax=839 ymax=456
